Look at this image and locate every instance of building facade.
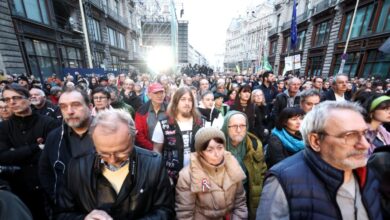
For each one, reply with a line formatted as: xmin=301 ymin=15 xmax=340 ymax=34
xmin=224 ymin=2 xmax=273 ymax=74
xmin=0 ymin=0 xmax=141 ymax=81
xmin=268 ymin=0 xmax=390 ymax=79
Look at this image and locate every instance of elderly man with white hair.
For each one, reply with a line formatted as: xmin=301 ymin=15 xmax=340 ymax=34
xmin=257 ymin=101 xmax=382 ymax=220
xmin=29 ymin=87 xmax=62 ymax=121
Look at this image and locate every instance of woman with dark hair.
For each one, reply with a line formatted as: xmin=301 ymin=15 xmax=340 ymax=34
xmin=265 ymin=107 xmax=305 ymax=168
xmin=361 ymin=93 xmax=390 ymax=154
xmin=224 ymin=89 xmax=237 ymax=107
xmin=175 ymin=127 xmax=248 ymax=219
xmin=230 ymin=85 xmax=264 ymax=141
xmin=91 ymin=86 xmax=113 ymax=116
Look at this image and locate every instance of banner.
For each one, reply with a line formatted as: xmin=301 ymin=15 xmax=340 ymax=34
xmin=285 ymin=54 xmax=301 ymax=71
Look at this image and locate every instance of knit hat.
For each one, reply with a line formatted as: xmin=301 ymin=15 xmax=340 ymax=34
xmin=195 ymin=127 xmax=226 ymax=152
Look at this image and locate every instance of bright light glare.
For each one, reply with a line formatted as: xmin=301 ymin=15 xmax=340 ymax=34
xmin=147 ymin=46 xmax=174 ymax=73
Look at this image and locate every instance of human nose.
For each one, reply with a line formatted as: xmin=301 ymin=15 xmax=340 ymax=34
xmin=357 ymin=134 xmax=370 ymax=149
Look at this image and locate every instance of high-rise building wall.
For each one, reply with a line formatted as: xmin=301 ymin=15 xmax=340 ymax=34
xmin=178 ymin=21 xmax=188 ymax=64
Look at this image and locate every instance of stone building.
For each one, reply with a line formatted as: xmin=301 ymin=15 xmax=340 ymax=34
xmin=268 ymin=0 xmax=390 ymax=79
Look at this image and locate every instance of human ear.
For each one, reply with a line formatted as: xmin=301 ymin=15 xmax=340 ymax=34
xmin=308 ymin=133 xmax=321 ymax=152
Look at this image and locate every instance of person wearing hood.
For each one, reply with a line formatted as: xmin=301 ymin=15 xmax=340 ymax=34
xmin=221 ymin=110 xmax=267 ymax=220
xmin=175 ymin=127 xmax=248 ymax=219
xmin=197 ymin=91 xmax=224 ymax=129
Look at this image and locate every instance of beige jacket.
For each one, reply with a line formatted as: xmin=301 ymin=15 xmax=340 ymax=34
xmin=175 ymin=152 xmax=248 ymax=220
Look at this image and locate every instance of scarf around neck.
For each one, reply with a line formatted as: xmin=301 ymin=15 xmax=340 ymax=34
xmin=271 ymin=128 xmax=305 ymax=153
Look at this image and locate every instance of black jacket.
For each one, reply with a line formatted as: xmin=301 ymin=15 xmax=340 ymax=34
xmin=323 ymin=88 xmax=351 ymax=101
xmin=120 ymin=90 xmax=142 ymax=111
xmin=265 ymin=134 xmax=296 ymax=168
xmin=56 ymin=147 xmax=175 ymax=220
xmin=32 ymin=100 xmax=62 ymax=121
xmin=270 ymin=92 xmax=300 ymax=127
xmin=0 ymin=113 xmax=58 ymax=188
xmin=38 ymin=124 xmax=95 ymax=204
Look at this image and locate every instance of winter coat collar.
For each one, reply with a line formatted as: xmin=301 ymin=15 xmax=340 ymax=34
xmin=189 ymin=152 xmax=246 ymax=193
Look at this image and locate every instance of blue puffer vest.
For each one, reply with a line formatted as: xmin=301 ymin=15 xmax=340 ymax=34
xmin=268 ymin=148 xmax=382 ymax=220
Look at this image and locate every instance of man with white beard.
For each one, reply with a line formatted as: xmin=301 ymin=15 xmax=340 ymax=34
xmin=257 ymin=101 xmax=382 ymax=220
xmin=29 ymin=87 xmax=62 ymax=121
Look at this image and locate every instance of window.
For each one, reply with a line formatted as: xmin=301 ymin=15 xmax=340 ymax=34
xmin=118 ymin=33 xmax=126 ymax=49
xmin=88 ymin=18 xmax=101 ymax=42
xmin=24 ymin=39 xmax=58 ymax=79
xmin=307 ymin=56 xmax=323 ymax=77
xmin=362 ymin=51 xmax=390 ymax=79
xmin=108 ymin=27 xmax=117 ymax=46
xmin=107 ymin=27 xmax=126 ymax=49
xmin=314 ymin=20 xmax=332 ymax=46
xmin=61 ymin=46 xmax=83 ymax=68
xmin=333 ymin=52 xmax=362 ymax=77
xmin=283 ymin=30 xmax=306 ymax=53
xmin=11 ymin=0 xmax=49 ymax=25
xmin=111 ymin=55 xmax=119 ymax=71
xmin=376 ymin=0 xmax=390 ymax=32
xmin=113 ymin=0 xmax=119 ymax=15
xmin=341 ymin=3 xmax=377 ymax=40
xmin=270 ymin=40 xmax=277 ymax=55
xmin=94 ymin=52 xmax=105 ymax=68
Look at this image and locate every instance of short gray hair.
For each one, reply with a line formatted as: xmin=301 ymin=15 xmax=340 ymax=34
xmin=300 ymin=89 xmax=320 ymax=103
xmin=89 ymin=109 xmax=136 ymax=144
xmin=300 ymin=101 xmax=364 ymax=146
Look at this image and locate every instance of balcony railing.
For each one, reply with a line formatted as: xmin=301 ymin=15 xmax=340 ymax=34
xmin=268 ymin=27 xmax=278 ymax=36
xmin=88 ymin=0 xmax=129 ymax=27
xmin=314 ymin=0 xmax=338 ymax=15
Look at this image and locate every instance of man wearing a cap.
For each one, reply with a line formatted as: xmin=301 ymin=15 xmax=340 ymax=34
xmin=135 ymin=83 xmax=167 ymax=150
xmin=17 ymin=75 xmax=30 ymax=90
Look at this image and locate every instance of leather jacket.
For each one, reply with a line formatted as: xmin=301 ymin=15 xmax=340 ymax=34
xmin=56 ymin=147 xmax=175 ymax=220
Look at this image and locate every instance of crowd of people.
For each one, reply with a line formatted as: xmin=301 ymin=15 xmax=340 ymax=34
xmin=0 ymin=70 xmax=389 ymax=220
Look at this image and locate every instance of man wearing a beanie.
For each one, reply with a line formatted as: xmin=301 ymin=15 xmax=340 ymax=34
xmin=175 ymin=127 xmax=248 ymax=219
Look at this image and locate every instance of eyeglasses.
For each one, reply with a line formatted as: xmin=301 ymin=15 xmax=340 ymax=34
xmin=93 ymin=96 xmax=108 ymax=101
xmin=2 ymin=96 xmax=25 ymax=103
xmin=0 ymin=106 xmax=8 ymax=111
xmin=97 ymin=148 xmax=131 ymax=159
xmin=228 ymin=124 xmax=247 ymax=130
xmin=319 ymin=129 xmax=375 ymax=146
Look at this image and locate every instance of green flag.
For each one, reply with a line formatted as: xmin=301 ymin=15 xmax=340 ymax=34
xmin=263 ymin=56 xmax=272 ymax=71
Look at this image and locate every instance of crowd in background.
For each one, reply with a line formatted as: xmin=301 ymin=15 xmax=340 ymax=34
xmin=0 ymin=69 xmax=389 ymax=220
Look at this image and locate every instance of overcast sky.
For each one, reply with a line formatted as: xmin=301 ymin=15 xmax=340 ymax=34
xmin=178 ymin=0 xmax=258 ymax=66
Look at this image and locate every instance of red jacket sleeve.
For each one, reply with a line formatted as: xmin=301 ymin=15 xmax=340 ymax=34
xmin=135 ymin=112 xmax=153 ymax=150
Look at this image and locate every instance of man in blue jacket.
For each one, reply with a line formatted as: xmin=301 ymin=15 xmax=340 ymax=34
xmin=257 ymin=101 xmax=382 ymax=220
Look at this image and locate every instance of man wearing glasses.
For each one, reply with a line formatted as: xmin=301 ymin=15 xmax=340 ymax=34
xmin=257 ymin=101 xmax=382 ymax=220
xmin=56 ymin=109 xmax=174 ymax=219
xmin=221 ymin=110 xmax=267 ymax=219
xmin=91 ymin=87 xmax=114 ymax=116
xmin=0 ymin=84 xmax=59 ymax=220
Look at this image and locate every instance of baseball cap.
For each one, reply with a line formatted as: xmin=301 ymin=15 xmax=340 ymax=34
xmin=148 ymin=83 xmax=164 ymax=93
